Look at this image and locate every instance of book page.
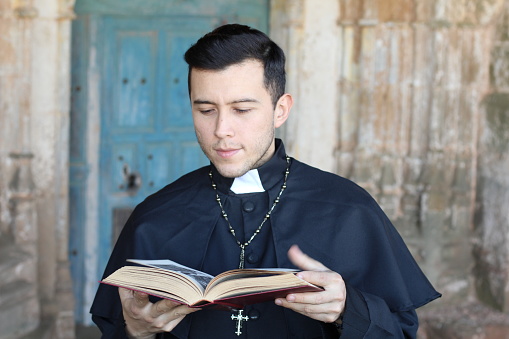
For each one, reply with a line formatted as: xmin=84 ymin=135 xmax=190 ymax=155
xmin=128 ymin=259 xmax=214 ymax=290
xmin=208 ymin=268 xmax=299 ymax=288
xmin=204 ymin=272 xmax=317 ymax=301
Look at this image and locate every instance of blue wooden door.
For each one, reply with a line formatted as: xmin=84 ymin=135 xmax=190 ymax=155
xmin=98 ymin=17 xmax=213 ymax=269
xmin=70 ymin=0 xmax=269 ymax=324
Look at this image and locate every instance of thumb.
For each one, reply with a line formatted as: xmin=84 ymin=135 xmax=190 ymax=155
xmin=287 ymin=245 xmax=328 ymax=272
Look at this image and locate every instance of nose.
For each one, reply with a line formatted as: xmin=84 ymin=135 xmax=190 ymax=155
xmin=214 ymin=112 xmax=235 ymax=138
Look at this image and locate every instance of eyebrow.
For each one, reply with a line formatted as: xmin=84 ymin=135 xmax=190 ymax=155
xmin=193 ymin=98 xmax=260 ymax=105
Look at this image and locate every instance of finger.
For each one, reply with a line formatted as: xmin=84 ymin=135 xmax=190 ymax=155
xmin=278 ymin=272 xmax=346 ymax=305
xmin=132 ymin=290 xmax=151 ymax=307
xmin=285 ymin=290 xmax=330 ymax=305
xmin=275 ymin=298 xmax=341 ymax=323
xmin=286 ymin=287 xmax=345 ymax=307
xmin=296 ymin=270 xmax=344 ymax=290
xmin=288 ymin=245 xmax=328 ymax=271
xmin=173 ymin=304 xmax=201 ymax=317
xmin=276 ymin=296 xmax=329 ymax=312
xmin=148 ymin=304 xmax=201 ymax=333
xmin=118 ymin=287 xmax=133 ymax=300
xmin=149 ymin=298 xmax=183 ymax=317
xmin=118 ymin=287 xmax=150 ymax=306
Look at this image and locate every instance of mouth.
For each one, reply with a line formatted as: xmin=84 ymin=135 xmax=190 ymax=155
xmin=215 ymin=148 xmax=241 ymax=159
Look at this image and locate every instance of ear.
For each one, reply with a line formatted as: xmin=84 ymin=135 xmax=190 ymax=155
xmin=274 ymin=93 xmax=293 ymax=128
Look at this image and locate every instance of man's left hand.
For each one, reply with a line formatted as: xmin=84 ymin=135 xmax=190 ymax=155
xmin=275 ymin=245 xmax=346 ymax=324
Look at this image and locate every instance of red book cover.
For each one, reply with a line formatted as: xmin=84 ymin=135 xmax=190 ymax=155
xmin=192 ymin=285 xmax=323 ymax=310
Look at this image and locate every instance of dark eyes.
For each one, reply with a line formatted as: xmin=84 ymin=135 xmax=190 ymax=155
xmin=234 ymin=108 xmax=251 ymax=114
xmin=197 ymin=108 xmax=252 ymax=115
xmin=199 ymin=109 xmax=214 ymax=115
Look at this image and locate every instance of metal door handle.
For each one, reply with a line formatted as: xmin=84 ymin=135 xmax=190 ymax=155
xmin=122 ymin=164 xmax=141 ymax=190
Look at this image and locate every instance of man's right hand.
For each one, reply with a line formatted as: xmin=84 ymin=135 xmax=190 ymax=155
xmin=119 ymin=287 xmax=200 ymax=339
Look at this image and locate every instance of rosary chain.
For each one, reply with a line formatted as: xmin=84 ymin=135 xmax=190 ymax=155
xmin=209 ymin=156 xmax=291 ymax=268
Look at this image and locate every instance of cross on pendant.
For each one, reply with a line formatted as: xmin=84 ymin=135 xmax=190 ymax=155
xmin=231 ymin=309 xmax=249 ymax=336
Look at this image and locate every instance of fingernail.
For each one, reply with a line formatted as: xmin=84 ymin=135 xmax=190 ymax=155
xmin=287 ymin=294 xmax=295 ymax=302
xmin=275 ymin=299 xmax=282 ymax=305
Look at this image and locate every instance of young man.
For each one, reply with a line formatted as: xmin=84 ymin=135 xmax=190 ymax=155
xmin=91 ymin=24 xmax=440 ymax=338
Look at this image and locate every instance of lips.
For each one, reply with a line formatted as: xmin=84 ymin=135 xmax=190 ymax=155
xmin=215 ymin=148 xmax=240 ymax=158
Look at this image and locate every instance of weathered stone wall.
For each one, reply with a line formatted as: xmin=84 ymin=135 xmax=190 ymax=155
xmin=333 ymin=0 xmax=503 ymax=307
xmin=0 ymin=1 xmax=41 ymax=337
xmin=274 ymin=0 xmax=506 ymax=310
xmin=0 ymin=0 xmax=75 ymax=338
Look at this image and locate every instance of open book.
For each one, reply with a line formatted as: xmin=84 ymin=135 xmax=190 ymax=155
xmin=101 ymin=259 xmax=322 ymax=309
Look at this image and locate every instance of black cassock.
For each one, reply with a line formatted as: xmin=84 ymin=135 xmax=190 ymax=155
xmin=91 ymin=139 xmax=441 ymax=338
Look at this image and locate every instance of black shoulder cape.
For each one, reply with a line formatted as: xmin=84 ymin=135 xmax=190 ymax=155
xmin=91 ymin=140 xmax=440 ymax=338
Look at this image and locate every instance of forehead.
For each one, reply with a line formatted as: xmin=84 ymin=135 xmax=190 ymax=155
xmin=189 ymin=60 xmax=267 ymax=99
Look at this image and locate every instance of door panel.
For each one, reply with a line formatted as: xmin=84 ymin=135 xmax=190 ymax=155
xmin=115 ymin=32 xmax=157 ymax=129
xmin=164 ymin=34 xmax=199 ymax=128
xmin=98 ymin=17 xmax=213 ymax=272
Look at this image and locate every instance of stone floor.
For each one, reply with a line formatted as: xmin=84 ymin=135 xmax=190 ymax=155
xmin=76 ymin=325 xmax=101 ymax=339
xmin=418 ymin=302 xmax=509 ymax=339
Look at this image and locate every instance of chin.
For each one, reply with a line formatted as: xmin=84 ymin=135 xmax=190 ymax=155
xmin=216 ymin=169 xmax=245 ymax=179
xmin=215 ymin=164 xmax=250 ymax=179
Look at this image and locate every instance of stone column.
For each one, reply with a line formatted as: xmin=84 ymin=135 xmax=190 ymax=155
xmin=0 ymin=153 xmax=40 ymax=338
xmin=474 ymin=0 xmax=509 ymax=312
xmin=30 ymin=0 xmax=76 ymax=337
xmin=0 ymin=0 xmax=40 ymax=336
xmin=270 ymin=0 xmax=340 ymax=172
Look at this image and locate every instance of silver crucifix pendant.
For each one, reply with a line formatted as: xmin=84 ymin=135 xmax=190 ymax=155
xmin=239 ymin=245 xmax=246 ymax=269
xmin=231 ymin=309 xmax=249 ymax=336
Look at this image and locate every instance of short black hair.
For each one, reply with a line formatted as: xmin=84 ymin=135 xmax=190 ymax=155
xmin=184 ymin=24 xmax=286 ymax=107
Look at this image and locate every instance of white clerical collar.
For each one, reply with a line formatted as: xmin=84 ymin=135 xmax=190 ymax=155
xmin=230 ymin=169 xmax=265 ymax=194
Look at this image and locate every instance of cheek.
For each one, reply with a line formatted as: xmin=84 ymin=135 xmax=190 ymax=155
xmin=193 ymin=124 xmax=208 ymax=145
xmin=258 ymin=116 xmax=276 ymax=133
xmin=193 ymin=119 xmax=210 ymax=136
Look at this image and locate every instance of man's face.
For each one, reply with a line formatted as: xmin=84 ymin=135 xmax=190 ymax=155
xmin=190 ymin=59 xmax=289 ymax=178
